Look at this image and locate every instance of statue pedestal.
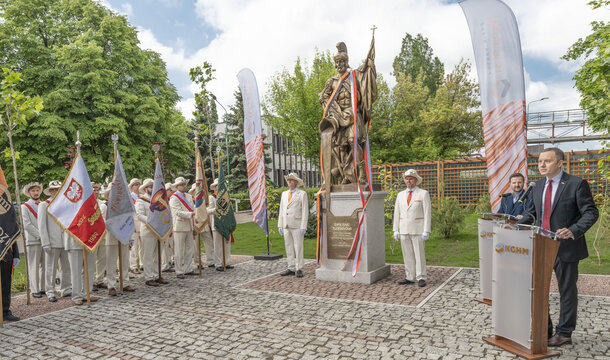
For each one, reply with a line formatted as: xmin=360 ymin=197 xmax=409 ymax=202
xmin=315 ymin=191 xmax=390 ymax=284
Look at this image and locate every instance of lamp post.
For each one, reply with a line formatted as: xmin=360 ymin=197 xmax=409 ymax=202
xmin=527 ymin=97 xmax=549 ymax=123
xmin=210 ymin=93 xmax=229 ymax=187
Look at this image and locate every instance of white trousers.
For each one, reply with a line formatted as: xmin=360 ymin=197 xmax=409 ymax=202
xmin=185 ymin=232 xmax=195 ymax=273
xmin=94 ymin=244 xmax=107 ymax=285
xmin=173 ymin=231 xmax=190 ymax=275
xmin=44 ymin=248 xmax=71 ymax=297
xmin=129 ymin=232 xmax=142 ymax=270
xmin=67 ymin=249 xmax=95 ymax=301
xmin=213 ymin=230 xmax=231 ymax=267
xmin=141 ymin=232 xmax=159 ymax=281
xmin=26 ymin=244 xmax=45 ymax=294
xmin=161 ymin=236 xmax=173 ymax=271
xmin=283 ymin=228 xmax=304 ymax=271
xmin=201 ymin=229 xmax=215 ymax=264
xmin=106 ymin=242 xmax=130 ymax=290
xmin=400 ymin=234 xmax=427 ymax=281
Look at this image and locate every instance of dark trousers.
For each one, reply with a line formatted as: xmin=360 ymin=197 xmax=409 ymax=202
xmin=549 ymin=257 xmax=579 ymax=337
xmin=1 ymin=259 xmax=12 ymax=314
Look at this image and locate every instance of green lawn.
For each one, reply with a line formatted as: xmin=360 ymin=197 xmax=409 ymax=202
xmin=10 ymin=213 xmax=608 ymax=292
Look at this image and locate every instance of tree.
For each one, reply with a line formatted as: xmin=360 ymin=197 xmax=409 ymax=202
xmin=225 ymin=88 xmax=248 ymax=193
xmin=0 ymin=0 xmax=191 ymax=185
xmin=264 ymin=50 xmax=336 ymax=165
xmin=392 ymin=33 xmax=444 ymax=96
xmin=562 ymin=0 xmax=609 ymax=132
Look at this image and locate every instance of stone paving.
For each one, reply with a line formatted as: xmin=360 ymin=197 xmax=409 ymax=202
xmin=0 ymin=258 xmax=608 ymax=359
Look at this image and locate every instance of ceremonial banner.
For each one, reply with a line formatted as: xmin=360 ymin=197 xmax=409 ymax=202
xmin=146 ymin=159 xmax=172 ymax=241
xmin=214 ymin=162 xmax=236 ymax=241
xmin=47 ymin=154 xmax=105 ymax=251
xmin=237 ymin=68 xmax=268 ymax=235
xmin=194 ymin=148 xmax=209 ymax=232
xmin=0 ymin=165 xmax=21 ymax=261
xmin=460 ymin=0 xmax=528 ymax=212
xmin=106 ymin=151 xmax=136 ymax=244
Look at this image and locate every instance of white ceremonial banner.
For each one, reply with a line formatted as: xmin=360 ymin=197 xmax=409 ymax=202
xmin=477 ymin=218 xmax=495 ymax=301
xmin=492 ymin=225 xmax=533 ymax=349
xmin=460 ymin=0 xmax=528 ymax=212
xmin=106 ymin=151 xmax=136 ymax=244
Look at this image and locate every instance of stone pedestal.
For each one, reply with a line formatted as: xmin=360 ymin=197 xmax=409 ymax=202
xmin=315 ymin=191 xmax=390 ymax=284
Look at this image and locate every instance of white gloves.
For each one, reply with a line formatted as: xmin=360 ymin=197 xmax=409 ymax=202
xmin=299 ymin=229 xmax=306 ymax=236
xmin=12 ymin=258 xmax=20 ymax=268
xmin=393 ymin=231 xmax=400 ymax=241
xmin=422 ymin=232 xmax=430 ymax=241
xmin=278 ymin=227 xmax=283 ymax=236
xmin=42 ymin=245 xmax=51 ymax=253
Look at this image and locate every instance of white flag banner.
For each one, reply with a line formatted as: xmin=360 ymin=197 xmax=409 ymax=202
xmin=47 ymin=153 xmax=105 ymax=251
xmin=194 ymin=148 xmax=209 ymax=232
xmin=146 ymin=158 xmax=172 ymax=241
xmin=460 ymin=0 xmax=528 ymax=212
xmin=106 ymin=151 xmax=136 ymax=244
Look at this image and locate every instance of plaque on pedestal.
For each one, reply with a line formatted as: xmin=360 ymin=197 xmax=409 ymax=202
xmin=315 ymin=191 xmax=390 ymax=284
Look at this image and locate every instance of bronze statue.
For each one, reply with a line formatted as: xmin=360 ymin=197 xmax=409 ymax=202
xmin=319 ymin=32 xmax=377 ymax=189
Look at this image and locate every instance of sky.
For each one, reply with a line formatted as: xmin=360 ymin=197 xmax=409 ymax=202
xmin=101 ymin=0 xmax=607 ymax=149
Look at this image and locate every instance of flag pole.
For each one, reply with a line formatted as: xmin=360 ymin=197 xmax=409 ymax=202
xmin=111 ymin=134 xmax=124 ymax=292
xmin=152 ymin=144 xmax=164 ymax=283
xmin=0 ymin=266 xmax=3 ymax=327
xmin=194 ymin=132 xmax=203 ymax=276
xmin=217 ymin=149 xmax=226 ymax=271
xmin=76 ymin=132 xmax=91 ymax=307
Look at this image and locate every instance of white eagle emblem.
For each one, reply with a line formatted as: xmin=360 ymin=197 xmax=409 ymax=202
xmin=64 ymin=179 xmax=83 ymax=203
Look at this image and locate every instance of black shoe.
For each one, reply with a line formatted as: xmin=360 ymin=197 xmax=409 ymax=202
xmin=397 ymin=279 xmax=414 ymax=285
xmin=32 ymin=292 xmax=42 ymax=298
xmin=418 ymin=279 xmax=427 ymax=287
xmin=280 ymin=269 xmax=295 ymax=276
xmin=225 ymin=265 xmax=234 ymax=270
xmin=215 ymin=267 xmax=225 ymax=272
xmin=3 ymin=312 xmax=20 ymax=322
xmin=48 ymin=296 xmax=57 ymax=303
xmin=296 ymin=270 xmax=303 ymax=278
xmin=208 ymin=264 xmax=215 ymax=268
xmin=145 ymin=280 xmax=159 ymax=287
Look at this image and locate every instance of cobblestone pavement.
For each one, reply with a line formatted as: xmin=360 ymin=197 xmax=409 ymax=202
xmin=1 ymin=258 xmax=608 ymax=359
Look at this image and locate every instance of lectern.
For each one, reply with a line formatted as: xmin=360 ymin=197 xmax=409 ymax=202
xmin=484 ymin=224 xmax=560 ymax=359
xmin=475 ymin=213 xmax=507 ymax=305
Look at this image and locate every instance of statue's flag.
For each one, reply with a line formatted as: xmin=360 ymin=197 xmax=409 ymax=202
xmin=106 ymin=151 xmax=135 ymax=244
xmin=47 ymin=153 xmax=105 ymax=251
xmin=146 ymin=158 xmax=172 ymax=241
xmin=237 ymin=68 xmax=268 ymax=235
xmin=0 ymin=165 xmax=21 ymax=261
xmin=460 ymin=0 xmax=528 ymax=212
xmin=194 ymin=148 xmax=209 ymax=232
xmin=214 ymin=162 xmax=236 ymax=241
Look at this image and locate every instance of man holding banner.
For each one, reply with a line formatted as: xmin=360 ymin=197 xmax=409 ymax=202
xmin=136 ymin=178 xmax=161 ymax=286
xmin=169 ymin=177 xmax=195 ymax=278
xmin=129 ymin=178 xmax=143 ymax=274
xmin=1 ymin=165 xmax=21 ymax=321
xmin=202 ymin=179 xmax=218 ymax=268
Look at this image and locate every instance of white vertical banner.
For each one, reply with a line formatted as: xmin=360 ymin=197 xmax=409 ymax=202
xmin=477 ymin=218 xmax=495 ymax=300
xmin=460 ymin=0 xmax=528 ymax=212
xmin=492 ymin=225 xmax=533 ymax=349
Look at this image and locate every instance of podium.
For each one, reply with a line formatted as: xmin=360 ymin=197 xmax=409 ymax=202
xmin=483 ymin=225 xmax=560 ymax=359
xmin=475 ymin=213 xmax=507 ymax=305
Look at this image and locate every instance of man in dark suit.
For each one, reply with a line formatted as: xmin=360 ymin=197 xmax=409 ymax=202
xmin=1 ymin=241 xmax=20 ymax=322
xmin=518 ymin=147 xmax=598 ymax=347
xmin=497 ymin=173 xmax=528 ymax=219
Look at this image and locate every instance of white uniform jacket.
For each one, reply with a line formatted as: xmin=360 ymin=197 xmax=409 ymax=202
xmin=135 ymin=195 xmax=152 ymax=235
xmin=204 ymin=195 xmax=216 ymax=231
xmin=21 ymin=199 xmax=41 ymax=245
xmin=278 ymin=188 xmax=308 ymax=230
xmin=38 ymin=200 xmax=67 ymax=248
xmin=169 ymin=192 xmax=194 ymax=232
xmin=393 ymin=187 xmax=431 ymax=235
xmin=131 ymin=192 xmax=140 ymax=233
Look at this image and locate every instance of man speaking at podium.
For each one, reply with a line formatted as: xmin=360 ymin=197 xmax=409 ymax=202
xmin=518 ymin=147 xmax=598 ymax=347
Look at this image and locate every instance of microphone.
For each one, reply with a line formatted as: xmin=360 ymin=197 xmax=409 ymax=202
xmin=498 ymin=193 xmax=512 ymax=198
xmin=518 ymin=181 xmax=536 ymax=204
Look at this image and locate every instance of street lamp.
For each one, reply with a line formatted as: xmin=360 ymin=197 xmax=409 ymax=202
xmin=527 ymin=97 xmax=549 ymax=123
xmin=209 ymin=93 xmax=230 ymax=186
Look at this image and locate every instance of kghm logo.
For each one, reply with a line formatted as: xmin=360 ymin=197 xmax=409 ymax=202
xmin=495 ymin=242 xmax=529 ymax=255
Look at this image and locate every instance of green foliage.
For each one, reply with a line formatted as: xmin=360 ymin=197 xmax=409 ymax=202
xmin=474 ymin=192 xmax=491 ymax=213
xmin=0 ymin=0 xmax=191 ymax=185
xmin=392 ymin=33 xmax=444 ymax=96
xmin=433 ymin=196 xmax=465 ymax=239
xmin=263 ymin=50 xmax=336 ymax=165
xmin=0 ymin=68 xmax=44 ymax=130
xmin=562 ymin=0 xmax=609 ymax=132
xmin=377 ymin=167 xmax=401 ymax=226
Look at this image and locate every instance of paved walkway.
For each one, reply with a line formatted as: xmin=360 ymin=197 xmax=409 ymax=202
xmin=1 ymin=258 xmax=608 ymax=359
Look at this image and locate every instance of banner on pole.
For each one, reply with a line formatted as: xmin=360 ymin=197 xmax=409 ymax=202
xmin=146 ymin=159 xmax=172 ymax=241
xmin=47 ymin=153 xmax=105 ymax=251
xmin=194 ymin=148 xmax=209 ymax=232
xmin=214 ymin=161 xmax=236 ymax=241
xmin=0 ymin=165 xmax=21 ymax=261
xmin=237 ymin=68 xmax=268 ymax=235
xmin=460 ymin=0 xmax=528 ymax=212
xmin=106 ymin=151 xmax=136 ymax=244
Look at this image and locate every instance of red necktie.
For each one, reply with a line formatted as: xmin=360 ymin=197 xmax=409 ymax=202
xmin=407 ymin=190 xmax=412 ymax=205
xmin=542 ymin=180 xmax=553 ymax=230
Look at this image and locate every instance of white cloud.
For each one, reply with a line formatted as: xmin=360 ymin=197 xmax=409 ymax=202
xmin=120 ymin=3 xmax=133 ymax=17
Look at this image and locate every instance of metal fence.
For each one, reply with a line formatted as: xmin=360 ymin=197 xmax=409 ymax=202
xmin=372 ymin=150 xmax=609 ymax=206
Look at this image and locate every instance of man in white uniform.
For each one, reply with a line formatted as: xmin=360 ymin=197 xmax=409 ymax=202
xmin=393 ymin=169 xmax=431 ymax=287
xmin=21 ymin=182 xmax=45 ymax=297
xmin=161 ymin=182 xmax=174 ymax=272
xmin=92 ymin=183 xmax=107 ymax=291
xmin=128 ymin=178 xmax=143 ymax=274
xmin=136 ymin=178 xmax=167 ymax=286
xmin=278 ymin=173 xmax=309 ymax=278
xmin=201 ymin=179 xmax=217 ymax=268
xmin=169 ymin=177 xmax=195 ymax=278
xmin=38 ymin=180 xmax=71 ymax=302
